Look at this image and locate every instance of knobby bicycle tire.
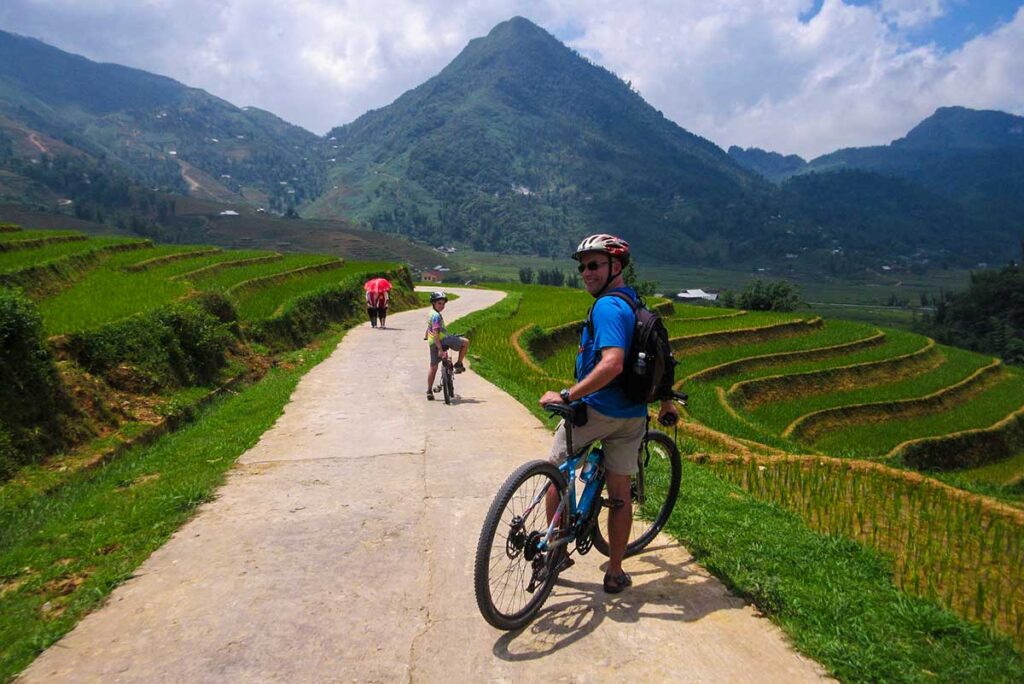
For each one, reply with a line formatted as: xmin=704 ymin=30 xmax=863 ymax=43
xmin=474 ymin=459 xmax=567 ymax=630
xmin=443 ymin=363 xmax=454 ymax=404
xmin=593 ymin=429 xmax=681 ymax=558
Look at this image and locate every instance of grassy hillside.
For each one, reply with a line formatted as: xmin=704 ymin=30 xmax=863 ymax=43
xmin=0 ymin=29 xmax=322 ymax=208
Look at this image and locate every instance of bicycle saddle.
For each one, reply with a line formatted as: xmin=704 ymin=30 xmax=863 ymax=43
xmin=542 ymin=400 xmax=583 ymax=421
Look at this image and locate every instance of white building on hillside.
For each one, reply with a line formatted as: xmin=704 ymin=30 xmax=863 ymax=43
xmin=677 ymin=288 xmax=718 ymax=302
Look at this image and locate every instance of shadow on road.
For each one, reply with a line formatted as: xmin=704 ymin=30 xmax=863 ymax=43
xmin=492 ymin=546 xmax=741 ymax=661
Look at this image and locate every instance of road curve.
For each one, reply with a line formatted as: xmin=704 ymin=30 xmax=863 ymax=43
xmin=21 ymin=288 xmax=830 ymax=683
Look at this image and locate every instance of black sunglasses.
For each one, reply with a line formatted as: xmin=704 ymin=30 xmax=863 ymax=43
xmin=577 ymin=259 xmax=608 ymax=273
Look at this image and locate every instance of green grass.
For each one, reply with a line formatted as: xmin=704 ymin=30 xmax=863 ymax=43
xmin=666 ymin=461 xmax=1024 ymax=683
xmin=807 ymin=302 xmax=921 ymax=331
xmin=233 ymin=261 xmax=397 ymax=320
xmin=817 ymin=369 xmax=1024 ymax=458
xmin=191 ymin=254 xmax=338 ymax=291
xmin=146 ymin=250 xmax=274 ymax=278
xmin=674 ymin=319 xmax=880 ymax=378
xmin=0 ymin=237 xmax=144 ymax=273
xmin=664 ymin=303 xmax=737 ymax=319
xmin=33 ymin=247 xmax=284 ymax=334
xmin=749 ymin=345 xmax=995 ymax=434
xmin=0 ymin=230 xmax=81 ymax=243
xmin=38 ymin=268 xmax=193 ymax=335
xmin=101 ymin=244 xmax=217 ymax=269
xmin=955 ymin=451 xmax=1024 ymax=487
xmin=677 ymin=330 xmax=932 ymax=451
xmin=529 ymin=297 xmax=777 ymax=380
xmin=710 ymin=328 xmax=929 ymax=387
xmin=664 ymin=310 xmax=804 ymax=337
xmin=0 ymin=328 xmax=348 ymax=682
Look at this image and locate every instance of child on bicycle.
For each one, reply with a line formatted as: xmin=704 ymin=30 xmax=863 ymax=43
xmin=425 ymin=291 xmax=470 ymax=401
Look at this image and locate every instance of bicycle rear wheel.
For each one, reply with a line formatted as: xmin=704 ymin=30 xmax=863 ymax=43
xmin=593 ymin=429 xmax=681 ymax=558
xmin=474 ymin=460 xmax=566 ymax=630
xmin=443 ymin=363 xmax=454 ymax=404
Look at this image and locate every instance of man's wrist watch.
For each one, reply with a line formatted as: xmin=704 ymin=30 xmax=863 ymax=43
xmin=560 ymin=389 xmax=572 ymax=403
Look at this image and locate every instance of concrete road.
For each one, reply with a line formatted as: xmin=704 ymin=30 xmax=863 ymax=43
xmin=21 ymin=288 xmax=830 ymax=683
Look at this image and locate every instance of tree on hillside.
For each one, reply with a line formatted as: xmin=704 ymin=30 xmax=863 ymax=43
xmin=537 ymin=268 xmax=565 ymax=286
xmin=921 ymin=262 xmax=1024 ymax=364
xmin=727 ymin=278 xmax=801 ymax=311
xmin=623 ymin=261 xmax=656 ymax=296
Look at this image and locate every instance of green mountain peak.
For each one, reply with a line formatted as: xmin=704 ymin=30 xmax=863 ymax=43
xmin=313 ymin=17 xmax=758 ymax=259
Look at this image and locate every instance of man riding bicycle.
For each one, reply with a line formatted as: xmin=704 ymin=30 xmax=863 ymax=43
xmin=539 ymin=234 xmax=678 ymax=593
xmin=425 ymin=291 xmax=470 ymax=401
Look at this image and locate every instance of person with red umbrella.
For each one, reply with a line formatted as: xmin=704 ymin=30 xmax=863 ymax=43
xmin=364 ymin=277 xmax=391 ymax=329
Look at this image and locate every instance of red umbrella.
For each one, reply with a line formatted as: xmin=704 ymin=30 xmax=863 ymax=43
xmin=364 ymin=277 xmax=392 ymax=293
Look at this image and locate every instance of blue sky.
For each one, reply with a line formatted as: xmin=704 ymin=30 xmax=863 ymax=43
xmin=818 ymin=0 xmax=1023 ymax=49
xmin=912 ymin=1 xmax=1022 ymax=49
xmin=1 ymin=1 xmax=1021 ymax=157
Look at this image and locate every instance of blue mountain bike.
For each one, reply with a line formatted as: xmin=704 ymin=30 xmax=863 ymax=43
xmin=474 ymin=393 xmax=685 ymax=630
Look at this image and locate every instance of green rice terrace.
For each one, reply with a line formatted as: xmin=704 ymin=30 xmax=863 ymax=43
xmin=0 ymin=222 xmax=415 ymax=483
xmin=2 ymin=225 xmax=1024 ymax=681
xmin=451 ymin=282 xmax=1024 ymax=669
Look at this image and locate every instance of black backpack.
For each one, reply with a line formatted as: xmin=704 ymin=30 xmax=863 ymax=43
xmin=584 ymin=291 xmax=677 ymax=405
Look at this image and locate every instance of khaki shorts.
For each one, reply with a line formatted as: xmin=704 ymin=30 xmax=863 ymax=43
xmin=548 ymin=406 xmax=646 ymax=476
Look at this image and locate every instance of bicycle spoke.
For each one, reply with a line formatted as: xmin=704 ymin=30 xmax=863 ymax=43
xmin=475 ymin=463 xmax=568 ymax=627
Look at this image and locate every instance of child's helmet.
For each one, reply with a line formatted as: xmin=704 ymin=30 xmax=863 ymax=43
xmin=429 ymin=291 xmax=448 ymax=303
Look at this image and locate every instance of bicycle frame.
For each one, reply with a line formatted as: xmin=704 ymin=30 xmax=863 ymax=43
xmin=515 ymin=441 xmax=604 ymax=555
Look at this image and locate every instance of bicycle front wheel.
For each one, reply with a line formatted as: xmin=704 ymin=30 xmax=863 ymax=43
xmin=593 ymin=429 xmax=681 ymax=558
xmin=474 ymin=460 xmax=566 ymax=630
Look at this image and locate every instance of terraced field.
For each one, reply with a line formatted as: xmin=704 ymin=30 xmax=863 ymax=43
xmin=457 ymin=282 xmax=1024 ymax=654
xmin=0 ymin=236 xmax=143 ymax=275
xmin=1 ymin=226 xmax=403 ymax=335
xmin=496 ymin=289 xmax=1023 ymax=490
xmin=675 ymin=315 xmax=1022 ymax=476
xmin=235 ymin=260 xmax=396 ymax=320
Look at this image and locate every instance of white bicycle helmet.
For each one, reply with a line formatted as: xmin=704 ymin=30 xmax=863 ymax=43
xmin=429 ymin=291 xmax=448 ymax=303
xmin=572 ymin=234 xmax=630 ymax=265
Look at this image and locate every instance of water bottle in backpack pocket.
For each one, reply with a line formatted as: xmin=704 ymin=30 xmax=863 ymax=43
xmin=585 ymin=292 xmax=677 ymax=404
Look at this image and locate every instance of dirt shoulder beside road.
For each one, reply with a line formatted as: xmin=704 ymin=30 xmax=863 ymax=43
xmin=21 ymin=288 xmax=830 ymax=682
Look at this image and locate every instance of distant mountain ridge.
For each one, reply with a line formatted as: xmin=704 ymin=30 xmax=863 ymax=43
xmin=0 ymin=28 xmax=321 ymax=210
xmin=0 ymin=21 xmax=1020 ymax=272
xmin=728 ymin=146 xmax=807 ymax=182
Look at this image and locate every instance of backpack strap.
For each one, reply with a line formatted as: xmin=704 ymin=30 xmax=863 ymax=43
xmin=585 ymin=290 xmax=639 ymax=337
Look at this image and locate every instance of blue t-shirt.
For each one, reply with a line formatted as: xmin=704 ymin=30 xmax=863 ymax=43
xmin=576 ymin=287 xmax=647 ymax=418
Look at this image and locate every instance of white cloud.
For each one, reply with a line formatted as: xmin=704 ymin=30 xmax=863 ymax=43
xmin=0 ymin=1 xmax=1021 ymax=158
xmin=879 ymin=0 xmax=946 ymax=29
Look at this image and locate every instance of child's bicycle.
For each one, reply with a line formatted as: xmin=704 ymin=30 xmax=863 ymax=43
xmin=473 ymin=391 xmax=686 ymax=630
xmin=433 ymin=354 xmax=455 ymax=404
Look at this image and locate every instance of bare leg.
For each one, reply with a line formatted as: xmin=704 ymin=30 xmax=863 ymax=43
xmin=605 ymin=472 xmax=632 ymax=576
xmin=545 ymin=484 xmax=560 ymax=523
xmin=457 ymin=338 xmax=470 ymax=364
xmin=427 ymin=364 xmax=439 ymax=391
